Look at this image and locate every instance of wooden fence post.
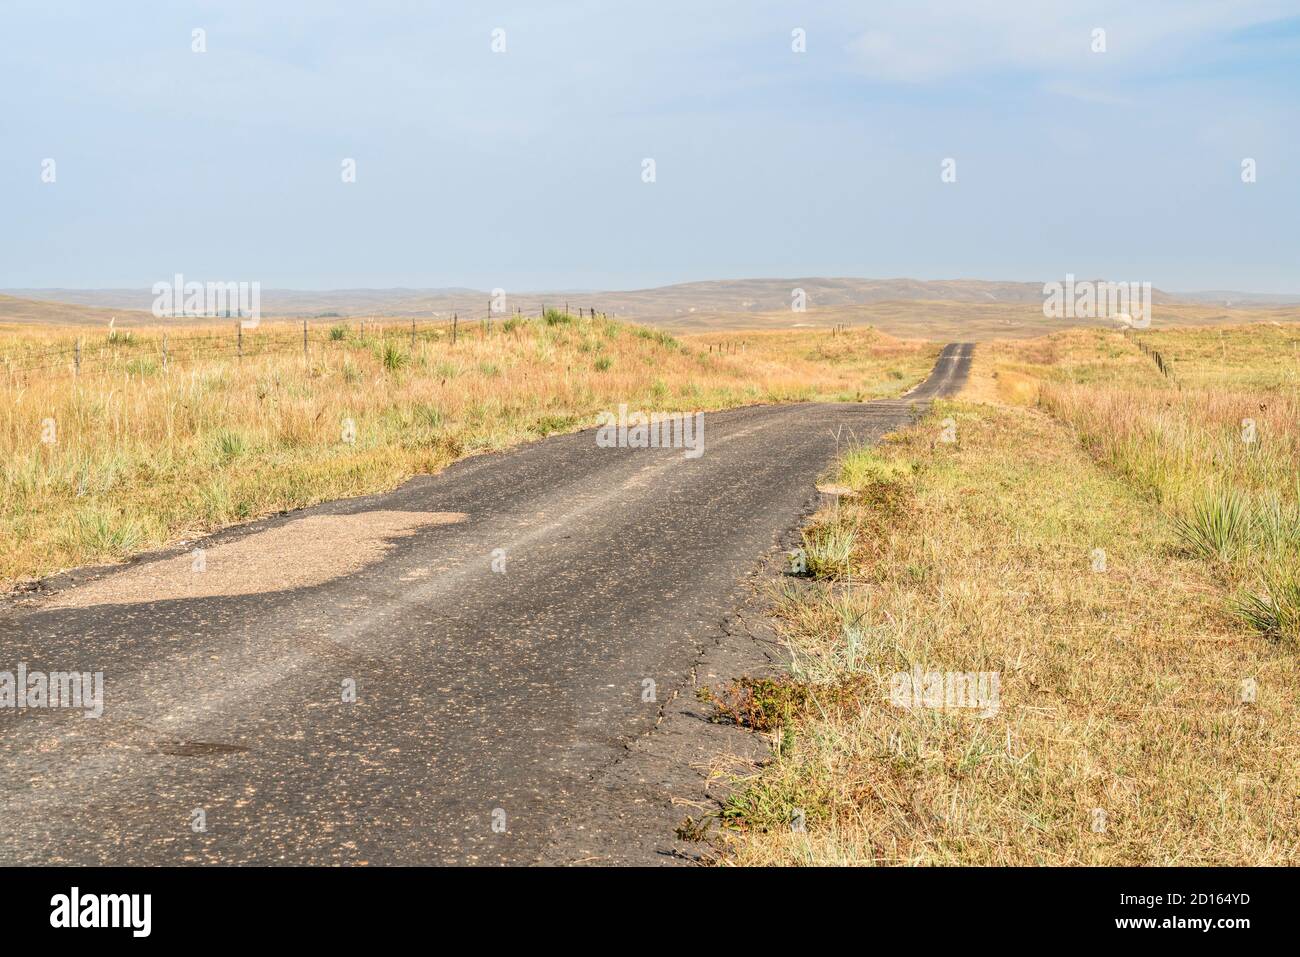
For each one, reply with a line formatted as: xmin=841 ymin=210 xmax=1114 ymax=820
xmin=237 ymin=322 xmax=243 ymax=361
xmin=74 ymin=339 xmax=81 ymax=377
xmin=452 ymin=313 xmax=458 ymax=345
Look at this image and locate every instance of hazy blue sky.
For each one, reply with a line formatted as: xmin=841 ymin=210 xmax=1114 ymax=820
xmin=4 ymin=0 xmax=1299 ymax=291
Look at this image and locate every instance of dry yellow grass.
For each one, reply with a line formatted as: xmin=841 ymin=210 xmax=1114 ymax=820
xmin=1000 ymin=325 xmax=1300 ymax=640
xmin=711 ymin=323 xmax=1299 ymax=865
xmin=0 ymin=315 xmax=936 ymax=587
xmin=716 ymin=402 xmax=1297 ymax=865
xmin=656 ymin=300 xmax=1300 ymax=341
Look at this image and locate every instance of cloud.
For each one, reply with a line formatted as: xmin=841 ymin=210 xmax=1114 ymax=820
xmin=842 ymin=0 xmax=1299 ymax=83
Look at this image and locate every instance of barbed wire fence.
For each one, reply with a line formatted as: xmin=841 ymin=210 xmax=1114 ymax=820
xmin=0 ymin=305 xmax=627 ymax=385
xmin=1125 ymin=329 xmax=1180 ymax=388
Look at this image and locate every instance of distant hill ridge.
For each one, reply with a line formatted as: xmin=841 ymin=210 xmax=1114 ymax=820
xmin=5 ymin=280 xmax=1299 ymax=342
xmin=6 ymin=277 xmax=1298 ymax=322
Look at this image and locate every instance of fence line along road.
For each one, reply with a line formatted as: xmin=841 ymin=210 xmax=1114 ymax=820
xmin=1 ymin=308 xmax=618 ymax=383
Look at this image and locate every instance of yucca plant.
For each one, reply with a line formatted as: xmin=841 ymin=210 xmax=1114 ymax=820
xmin=381 ymin=343 xmax=409 ymax=372
xmin=1173 ymin=487 xmax=1252 ymax=562
xmin=1234 ymin=575 xmax=1300 ymax=645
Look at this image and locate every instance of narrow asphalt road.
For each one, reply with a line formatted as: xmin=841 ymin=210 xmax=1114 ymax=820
xmin=0 ymin=343 xmax=972 ymax=865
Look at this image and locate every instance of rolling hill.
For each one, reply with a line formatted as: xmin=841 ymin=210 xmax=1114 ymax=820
xmin=4 ymin=279 xmax=1299 ymax=340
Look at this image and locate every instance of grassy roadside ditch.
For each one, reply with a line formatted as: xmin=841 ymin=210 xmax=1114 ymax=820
xmin=695 ymin=398 xmax=1298 ymax=865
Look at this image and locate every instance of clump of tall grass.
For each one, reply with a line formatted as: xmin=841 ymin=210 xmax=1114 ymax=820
xmin=635 ymin=326 xmax=680 ymax=349
xmin=1235 ymin=575 xmax=1300 ymax=645
xmin=415 ymin=404 xmax=443 ymax=430
xmin=1251 ymin=487 xmax=1300 ymax=554
xmin=125 ymin=357 xmax=159 ymax=377
xmin=67 ymin=508 xmax=144 ymax=556
xmin=214 ymin=429 xmax=246 ymax=459
xmin=837 ymin=447 xmax=912 ymax=492
xmin=802 ymin=523 xmax=856 ymax=579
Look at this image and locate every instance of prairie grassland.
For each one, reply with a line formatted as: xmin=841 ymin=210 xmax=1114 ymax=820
xmin=1015 ymin=325 xmax=1300 ymax=643
xmin=656 ymin=300 xmax=1300 ymax=341
xmin=717 ymin=402 xmax=1298 ymax=865
xmin=954 ymin=324 xmax=1300 ymax=641
xmin=0 ymin=315 xmax=935 ymax=587
xmin=712 ymin=323 xmax=1298 ymax=865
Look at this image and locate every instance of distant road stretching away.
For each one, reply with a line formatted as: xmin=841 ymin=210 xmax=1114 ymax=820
xmin=0 ymin=344 xmax=973 ymax=865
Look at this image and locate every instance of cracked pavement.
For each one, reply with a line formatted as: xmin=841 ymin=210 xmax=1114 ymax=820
xmin=0 ymin=344 xmax=972 ymax=864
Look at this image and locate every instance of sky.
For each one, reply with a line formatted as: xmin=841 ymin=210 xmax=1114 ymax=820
xmin=3 ymin=0 xmax=1299 ymax=293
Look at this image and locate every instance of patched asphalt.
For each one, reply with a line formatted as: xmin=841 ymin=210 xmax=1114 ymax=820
xmin=0 ymin=343 xmax=972 ymax=865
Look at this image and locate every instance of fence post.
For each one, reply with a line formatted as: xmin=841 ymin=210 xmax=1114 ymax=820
xmin=237 ymin=322 xmax=243 ymax=361
xmin=410 ymin=317 xmax=416 ymax=351
xmin=74 ymin=339 xmax=81 ymax=377
xmin=452 ymin=313 xmax=458 ymax=345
